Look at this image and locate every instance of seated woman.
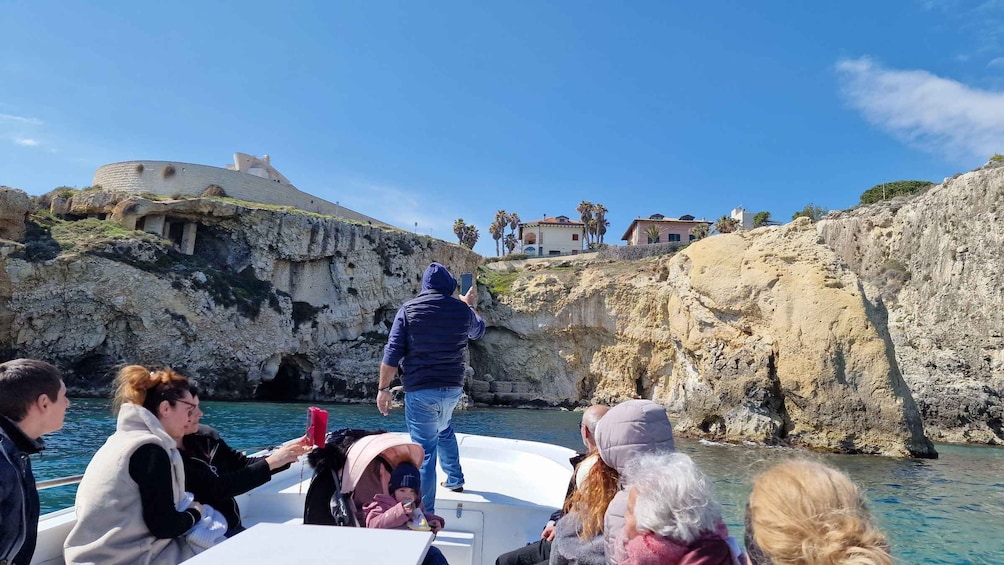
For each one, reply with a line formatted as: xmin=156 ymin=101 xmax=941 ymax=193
xmin=621 ymin=452 xmax=736 ymax=565
xmin=550 ymin=400 xmax=674 ymax=565
xmin=744 ymin=459 xmax=892 ymax=565
xmin=65 ymin=365 xmax=211 ymax=564
xmin=181 ymin=390 xmax=311 ymax=537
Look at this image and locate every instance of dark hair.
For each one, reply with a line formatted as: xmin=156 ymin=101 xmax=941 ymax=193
xmin=0 ymin=359 xmax=63 ymax=421
xmin=113 ymin=365 xmax=191 ymax=415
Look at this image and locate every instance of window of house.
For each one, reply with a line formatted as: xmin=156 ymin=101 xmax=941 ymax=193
xmin=572 ymin=233 xmax=579 ymax=241
xmin=647 ymin=236 xmax=660 ymax=244
xmin=668 ymin=234 xmax=681 ymax=242
xmin=689 ymin=234 xmax=696 ymax=241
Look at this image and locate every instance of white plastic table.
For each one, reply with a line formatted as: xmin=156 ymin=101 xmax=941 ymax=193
xmin=183 ymin=522 xmax=434 ymax=565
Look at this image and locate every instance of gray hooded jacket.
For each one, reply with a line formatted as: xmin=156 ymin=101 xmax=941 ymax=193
xmin=593 ymin=400 xmax=675 ymax=565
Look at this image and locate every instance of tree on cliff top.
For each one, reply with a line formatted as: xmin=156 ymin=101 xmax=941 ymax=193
xmin=859 ymin=180 xmax=934 ymax=205
xmin=753 ymin=211 xmax=772 ymax=228
xmin=792 ymin=203 xmax=828 ymax=222
xmin=714 ymin=216 xmax=740 ymax=234
xmin=453 ymin=218 xmax=480 ymax=249
xmin=489 ymin=210 xmax=508 ymax=256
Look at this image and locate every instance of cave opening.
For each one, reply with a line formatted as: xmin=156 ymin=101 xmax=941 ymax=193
xmin=255 ymin=356 xmax=312 ymax=401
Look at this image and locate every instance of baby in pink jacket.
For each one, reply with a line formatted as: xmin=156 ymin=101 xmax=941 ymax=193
xmin=364 ymin=462 xmax=446 ymax=532
xmin=364 ymin=462 xmax=449 ymax=565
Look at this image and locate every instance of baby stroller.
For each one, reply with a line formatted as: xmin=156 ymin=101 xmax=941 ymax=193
xmin=304 ymin=428 xmax=424 ymax=527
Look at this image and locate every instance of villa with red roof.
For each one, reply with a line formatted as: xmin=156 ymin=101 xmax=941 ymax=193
xmin=518 ymin=215 xmax=586 ymax=257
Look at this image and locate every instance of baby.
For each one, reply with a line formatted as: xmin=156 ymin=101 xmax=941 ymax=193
xmin=364 ymin=462 xmax=449 ymax=565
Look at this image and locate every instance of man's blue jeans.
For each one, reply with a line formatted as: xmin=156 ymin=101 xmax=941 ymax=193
xmin=404 ymin=386 xmax=465 ymax=514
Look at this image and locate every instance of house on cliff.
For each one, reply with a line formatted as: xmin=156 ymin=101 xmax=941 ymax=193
xmin=621 ymin=213 xmax=711 ymax=245
xmin=518 ymin=215 xmax=586 ymax=256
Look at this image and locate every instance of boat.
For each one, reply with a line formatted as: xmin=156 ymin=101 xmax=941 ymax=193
xmin=31 ymin=432 xmax=576 ymax=565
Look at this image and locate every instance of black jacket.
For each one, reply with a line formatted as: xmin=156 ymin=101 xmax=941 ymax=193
xmin=181 ymin=425 xmax=277 ymax=536
xmin=0 ymin=416 xmax=42 ymax=565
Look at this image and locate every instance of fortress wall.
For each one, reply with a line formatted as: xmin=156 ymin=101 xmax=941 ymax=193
xmin=93 ymin=161 xmax=388 ymax=227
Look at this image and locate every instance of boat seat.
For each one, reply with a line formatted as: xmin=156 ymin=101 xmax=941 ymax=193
xmin=432 ymin=530 xmax=474 ymax=565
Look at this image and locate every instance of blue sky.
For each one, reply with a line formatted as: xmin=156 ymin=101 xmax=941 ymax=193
xmin=3 ymin=1 xmax=1004 ymax=257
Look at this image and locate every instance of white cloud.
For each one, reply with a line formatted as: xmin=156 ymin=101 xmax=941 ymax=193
xmin=836 ymin=57 xmax=1004 ymax=160
xmin=989 ymin=56 xmax=1004 ymax=69
xmin=0 ymin=113 xmax=42 ymax=125
xmin=12 ymin=137 xmax=39 ymax=147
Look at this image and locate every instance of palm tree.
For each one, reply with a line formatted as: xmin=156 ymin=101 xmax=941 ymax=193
xmin=504 ymin=233 xmax=517 ymax=255
xmin=490 ymin=210 xmax=508 ymax=256
xmin=461 ymin=225 xmax=480 ymax=249
xmin=577 ymin=201 xmax=594 ymax=244
xmin=507 ymin=212 xmax=521 ymax=237
xmin=714 ymin=216 xmax=740 ymax=234
xmin=690 ymin=223 xmax=710 ymax=240
xmin=453 ymin=218 xmax=467 ymax=244
xmin=645 ymin=224 xmax=661 ymax=244
xmin=592 ymin=203 xmax=608 ymax=244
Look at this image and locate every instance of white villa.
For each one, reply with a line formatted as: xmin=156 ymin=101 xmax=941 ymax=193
xmin=518 ymin=215 xmax=586 ymax=257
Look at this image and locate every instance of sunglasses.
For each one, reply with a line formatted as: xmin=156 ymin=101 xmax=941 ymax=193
xmin=175 ymin=398 xmax=201 ymax=417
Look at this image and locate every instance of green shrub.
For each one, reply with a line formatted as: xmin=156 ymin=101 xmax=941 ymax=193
xmin=859 ymin=180 xmax=933 ymax=205
xmin=990 ymin=154 xmax=1004 ymax=162
xmin=477 ymin=266 xmax=520 ymax=295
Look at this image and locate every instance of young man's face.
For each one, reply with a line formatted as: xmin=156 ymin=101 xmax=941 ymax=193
xmin=42 ymin=381 xmax=70 ymax=435
xmin=394 ymin=487 xmax=418 ymax=503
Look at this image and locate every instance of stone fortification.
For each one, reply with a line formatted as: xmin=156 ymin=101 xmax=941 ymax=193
xmin=92 ymin=158 xmax=388 ymax=227
xmin=817 ymin=163 xmax=1004 ymax=444
xmin=472 ymin=220 xmax=935 ymax=457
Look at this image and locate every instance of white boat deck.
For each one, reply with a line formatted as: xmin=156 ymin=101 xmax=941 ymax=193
xmin=33 ymin=433 xmax=575 ymax=565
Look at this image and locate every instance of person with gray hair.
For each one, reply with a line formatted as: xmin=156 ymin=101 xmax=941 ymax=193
xmin=620 ymin=452 xmax=738 ymax=565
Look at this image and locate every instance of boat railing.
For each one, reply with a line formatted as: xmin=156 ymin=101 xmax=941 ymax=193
xmin=37 ymin=475 xmax=83 ymax=490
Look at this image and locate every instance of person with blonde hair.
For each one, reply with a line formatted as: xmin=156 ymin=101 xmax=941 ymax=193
xmin=65 ymin=365 xmax=216 ymax=564
xmin=744 ymin=459 xmax=893 ymax=565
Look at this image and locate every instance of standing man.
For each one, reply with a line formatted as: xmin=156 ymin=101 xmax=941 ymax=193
xmin=377 ymin=262 xmax=485 ymax=514
xmin=0 ymin=359 xmax=70 ymax=565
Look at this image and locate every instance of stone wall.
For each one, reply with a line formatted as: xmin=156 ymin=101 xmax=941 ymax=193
xmin=92 ymin=161 xmax=388 ymax=227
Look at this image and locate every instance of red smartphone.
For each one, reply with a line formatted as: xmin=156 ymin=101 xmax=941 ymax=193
xmin=307 ymin=407 xmax=328 ymax=447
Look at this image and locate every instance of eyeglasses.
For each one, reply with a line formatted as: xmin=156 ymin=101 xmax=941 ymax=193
xmin=175 ymin=398 xmax=200 ymax=417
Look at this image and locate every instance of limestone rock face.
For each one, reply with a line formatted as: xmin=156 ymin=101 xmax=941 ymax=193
xmin=0 ymin=187 xmax=32 ymax=241
xmin=818 ymin=166 xmax=1004 ymax=444
xmin=476 ymin=220 xmax=935 ymax=457
xmin=0 ymin=196 xmax=479 ymax=402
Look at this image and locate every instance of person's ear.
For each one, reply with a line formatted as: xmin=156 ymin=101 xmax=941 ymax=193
xmin=34 ymin=393 xmax=51 ymax=413
xmin=158 ymin=399 xmax=171 ymax=418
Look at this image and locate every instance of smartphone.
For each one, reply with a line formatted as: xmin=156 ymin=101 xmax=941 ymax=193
xmin=460 ymin=273 xmax=474 ymax=295
xmin=307 ymin=406 xmax=328 ymax=447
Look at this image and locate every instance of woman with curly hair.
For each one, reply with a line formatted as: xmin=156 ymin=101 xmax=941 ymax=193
xmin=745 ymin=459 xmax=893 ymax=565
xmin=65 ymin=365 xmax=211 ymax=564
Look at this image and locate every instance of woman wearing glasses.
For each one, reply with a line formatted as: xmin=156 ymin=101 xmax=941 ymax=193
xmin=65 ymin=365 xmax=213 ymax=564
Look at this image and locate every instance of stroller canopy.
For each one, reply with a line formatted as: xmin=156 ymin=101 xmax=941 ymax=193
xmin=342 ymin=433 xmax=424 ymax=494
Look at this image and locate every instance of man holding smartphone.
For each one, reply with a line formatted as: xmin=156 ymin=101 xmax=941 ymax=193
xmin=377 ymin=262 xmax=485 ymax=515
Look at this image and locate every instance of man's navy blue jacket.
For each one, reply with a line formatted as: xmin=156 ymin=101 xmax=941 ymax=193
xmin=382 ymin=263 xmax=485 ymax=392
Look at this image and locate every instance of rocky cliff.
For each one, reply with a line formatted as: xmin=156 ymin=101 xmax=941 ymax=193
xmin=0 ymin=189 xmax=480 ymax=401
xmin=817 ymin=163 xmax=1004 ymax=445
xmin=0 ymin=187 xmax=940 ymax=457
xmin=472 ymin=220 xmax=935 ymax=457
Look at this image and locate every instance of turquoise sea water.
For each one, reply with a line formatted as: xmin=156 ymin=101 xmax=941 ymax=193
xmin=37 ymin=399 xmax=1004 ymax=564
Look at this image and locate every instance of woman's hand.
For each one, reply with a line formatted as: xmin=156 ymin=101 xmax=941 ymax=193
xmin=429 ymin=518 xmax=443 ymax=533
xmin=265 ymin=435 xmax=313 ymax=470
